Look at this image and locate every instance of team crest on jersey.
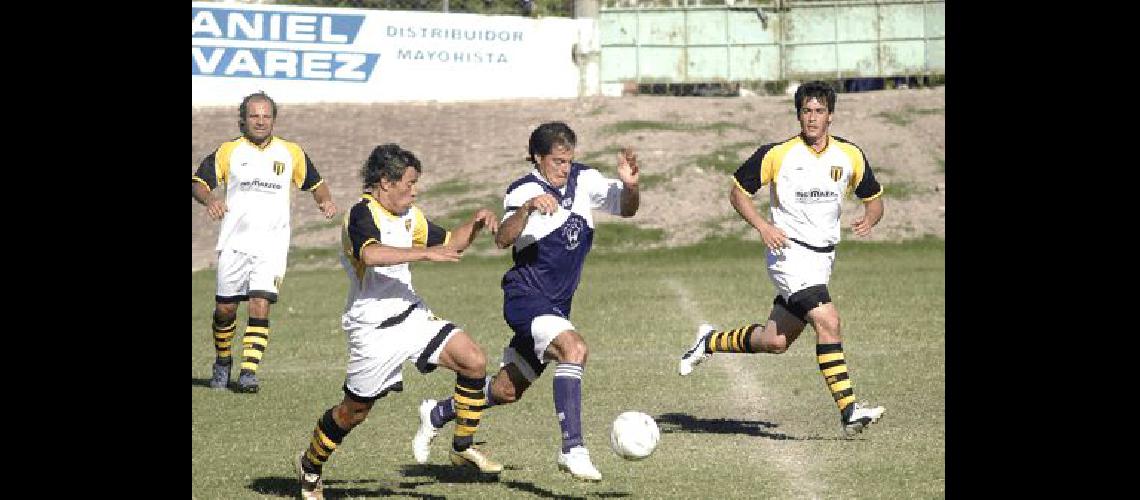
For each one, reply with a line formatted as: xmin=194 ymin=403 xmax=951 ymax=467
xmin=830 ymin=166 xmax=843 ymax=182
xmin=561 ymin=196 xmax=573 ymax=209
xmin=405 ymin=219 xmax=412 ymax=232
xmin=562 ymin=217 xmax=584 ymax=250
xmin=273 ymin=161 xmax=285 ymax=175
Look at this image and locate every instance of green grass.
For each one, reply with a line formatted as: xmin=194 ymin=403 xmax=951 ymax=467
xmin=601 ymin=120 xmax=748 ymax=135
xmin=194 ymin=237 xmax=944 ymax=499
xmin=936 ymin=157 xmax=945 ymax=173
xmin=875 ymin=106 xmax=944 ymax=127
xmin=690 ymin=141 xmax=756 ymax=174
xmin=884 ymin=181 xmax=928 ymax=200
xmin=422 ymin=178 xmax=484 ymax=198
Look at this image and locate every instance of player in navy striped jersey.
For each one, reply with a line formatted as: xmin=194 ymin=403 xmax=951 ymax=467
xmin=677 ymin=81 xmax=887 ymax=436
xmin=414 ymin=122 xmax=640 ymax=481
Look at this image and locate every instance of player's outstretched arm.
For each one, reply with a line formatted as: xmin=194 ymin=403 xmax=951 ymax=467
xmin=852 ymin=197 xmax=884 ymax=237
xmin=447 ymin=208 xmax=499 ymax=253
xmin=358 ymin=242 xmax=460 ymax=267
xmin=618 ymin=147 xmax=640 ymax=217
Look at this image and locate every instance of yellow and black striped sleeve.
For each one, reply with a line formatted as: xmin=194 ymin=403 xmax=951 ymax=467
xmin=346 ymin=203 xmax=383 ymax=260
xmin=411 ymin=208 xmax=451 ymax=248
xmin=733 ymin=143 xmax=777 ymax=196
xmin=287 ymin=142 xmax=324 ymax=191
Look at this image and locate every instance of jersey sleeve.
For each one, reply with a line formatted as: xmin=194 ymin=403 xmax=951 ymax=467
xmin=346 ymin=203 xmax=382 ymax=260
xmin=852 ymin=154 xmax=883 ymax=201
xmin=732 ymin=144 xmax=776 ymax=196
xmin=412 ymin=207 xmax=451 ymax=247
xmin=501 ymin=182 xmax=545 ymax=222
xmin=578 ymin=167 xmax=624 ymax=215
xmin=193 ymin=153 xmax=219 ymax=190
xmin=288 ymin=144 xmax=323 ymax=191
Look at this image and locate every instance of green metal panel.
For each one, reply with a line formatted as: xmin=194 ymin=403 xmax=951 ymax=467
xmin=597 ymin=1 xmax=945 ymax=84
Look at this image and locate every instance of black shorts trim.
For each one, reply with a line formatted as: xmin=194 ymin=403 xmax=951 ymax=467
xmin=216 ymin=294 xmax=248 ymax=304
xmin=415 ymin=323 xmax=457 ymax=374
xmin=788 ymin=237 xmax=836 ymax=253
xmin=774 ymin=284 xmax=832 ymax=322
xmin=342 ymin=380 xmax=404 ymax=403
xmin=378 ymin=303 xmax=418 ymax=329
xmin=216 ymin=292 xmax=278 ymax=304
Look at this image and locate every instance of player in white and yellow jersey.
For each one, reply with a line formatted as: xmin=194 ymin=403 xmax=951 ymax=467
xmin=192 ymin=92 xmax=337 ymax=393
xmin=294 ymin=144 xmax=501 ymax=500
xmin=677 ymin=81 xmax=888 ymax=436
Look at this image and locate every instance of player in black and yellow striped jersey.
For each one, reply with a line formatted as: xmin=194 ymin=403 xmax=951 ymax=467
xmin=677 ymin=81 xmax=886 ymax=436
xmin=192 ymin=91 xmax=338 ymax=393
xmin=295 ymin=144 xmax=502 ymax=500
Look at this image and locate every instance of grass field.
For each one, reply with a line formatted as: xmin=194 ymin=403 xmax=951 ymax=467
xmin=192 ymin=237 xmax=944 ymax=499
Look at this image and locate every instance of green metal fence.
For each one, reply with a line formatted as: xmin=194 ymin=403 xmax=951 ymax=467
xmin=597 ymin=0 xmax=944 ymax=86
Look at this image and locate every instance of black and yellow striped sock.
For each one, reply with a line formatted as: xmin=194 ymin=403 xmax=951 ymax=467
xmin=240 ymin=317 xmax=270 ymax=375
xmin=817 ymin=343 xmax=855 ymax=416
xmin=452 ymin=375 xmax=487 ymax=452
xmin=212 ymin=313 xmax=236 ymax=363
xmin=705 ymin=325 xmax=760 ymax=353
xmin=302 ymin=408 xmax=350 ymax=474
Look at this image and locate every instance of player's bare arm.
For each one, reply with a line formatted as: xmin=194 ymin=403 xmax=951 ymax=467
xmin=618 ymin=147 xmax=640 ymax=217
xmin=192 ymin=181 xmax=227 ymax=221
xmin=729 ymin=185 xmax=787 ymax=252
xmin=311 ymin=183 xmax=338 ymax=219
xmin=852 ymin=197 xmax=884 ymax=237
xmin=447 ymin=208 xmax=499 ymax=253
xmin=359 ymin=241 xmax=461 ymax=266
xmin=495 ymin=193 xmax=557 ymax=249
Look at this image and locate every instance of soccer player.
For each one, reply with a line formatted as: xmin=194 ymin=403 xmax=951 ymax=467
xmin=295 ymin=144 xmax=501 ymax=500
xmin=192 ymin=91 xmax=337 ymax=393
xmin=677 ymin=81 xmax=886 ymax=436
xmin=413 ymin=122 xmax=640 ymax=482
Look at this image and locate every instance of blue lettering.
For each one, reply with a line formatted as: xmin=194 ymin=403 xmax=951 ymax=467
xmin=190 ymin=7 xmax=363 ymax=44
xmin=192 ymin=46 xmax=379 ymax=82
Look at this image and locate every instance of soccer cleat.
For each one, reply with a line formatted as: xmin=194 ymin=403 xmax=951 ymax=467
xmin=295 ymin=454 xmax=324 ymax=500
xmin=678 ymin=323 xmax=716 ymax=376
xmin=557 ymin=446 xmax=602 ymax=481
xmin=413 ymin=399 xmax=441 ymax=464
xmin=236 ymin=371 xmax=260 ymax=393
xmin=448 ymin=446 xmax=503 ymax=474
xmin=209 ymin=360 xmax=231 ymax=389
xmin=842 ymin=402 xmax=886 ymax=436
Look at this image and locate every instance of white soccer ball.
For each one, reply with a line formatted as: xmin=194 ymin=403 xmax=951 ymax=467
xmin=609 ymin=411 xmax=660 ymax=460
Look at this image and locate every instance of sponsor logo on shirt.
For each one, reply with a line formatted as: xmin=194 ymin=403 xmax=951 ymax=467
xmin=794 ymin=188 xmax=839 ymax=204
xmin=238 ymin=179 xmax=284 ymax=192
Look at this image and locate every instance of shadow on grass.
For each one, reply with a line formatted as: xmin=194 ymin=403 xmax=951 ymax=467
xmin=655 ymin=412 xmax=849 ymax=441
xmin=190 ymin=377 xmax=213 ymax=388
xmin=250 ymin=476 xmax=447 ymax=499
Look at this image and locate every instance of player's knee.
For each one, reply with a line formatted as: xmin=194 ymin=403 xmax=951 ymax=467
xmin=759 ymin=336 xmax=788 ymax=354
xmin=458 ymin=348 xmax=487 ymax=380
xmin=813 ymin=316 xmax=841 ymax=340
xmin=559 ymin=336 xmax=589 ymax=364
xmin=213 ymin=306 xmax=237 ymax=325
xmin=492 ymin=376 xmax=522 ymax=404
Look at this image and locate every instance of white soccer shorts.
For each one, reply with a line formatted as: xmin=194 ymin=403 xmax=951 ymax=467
xmin=215 ymin=248 xmax=286 ymax=301
xmin=342 ymin=305 xmax=460 ymax=399
xmin=765 ymin=241 xmax=836 ymax=300
xmin=501 ymin=314 xmax=576 ymax=382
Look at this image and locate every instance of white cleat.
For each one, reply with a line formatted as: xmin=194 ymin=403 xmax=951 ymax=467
xmin=557 ymin=446 xmax=602 ymax=482
xmin=842 ymin=402 xmax=886 ymax=436
xmin=413 ymin=399 xmax=441 ymax=463
xmin=296 ymin=454 xmax=324 ymax=500
xmin=449 ymin=446 xmax=504 ymax=474
xmin=678 ymin=323 xmax=716 ymax=376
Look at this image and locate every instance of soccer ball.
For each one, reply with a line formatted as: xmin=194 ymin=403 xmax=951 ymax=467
xmin=609 ymin=411 xmax=660 ymax=460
